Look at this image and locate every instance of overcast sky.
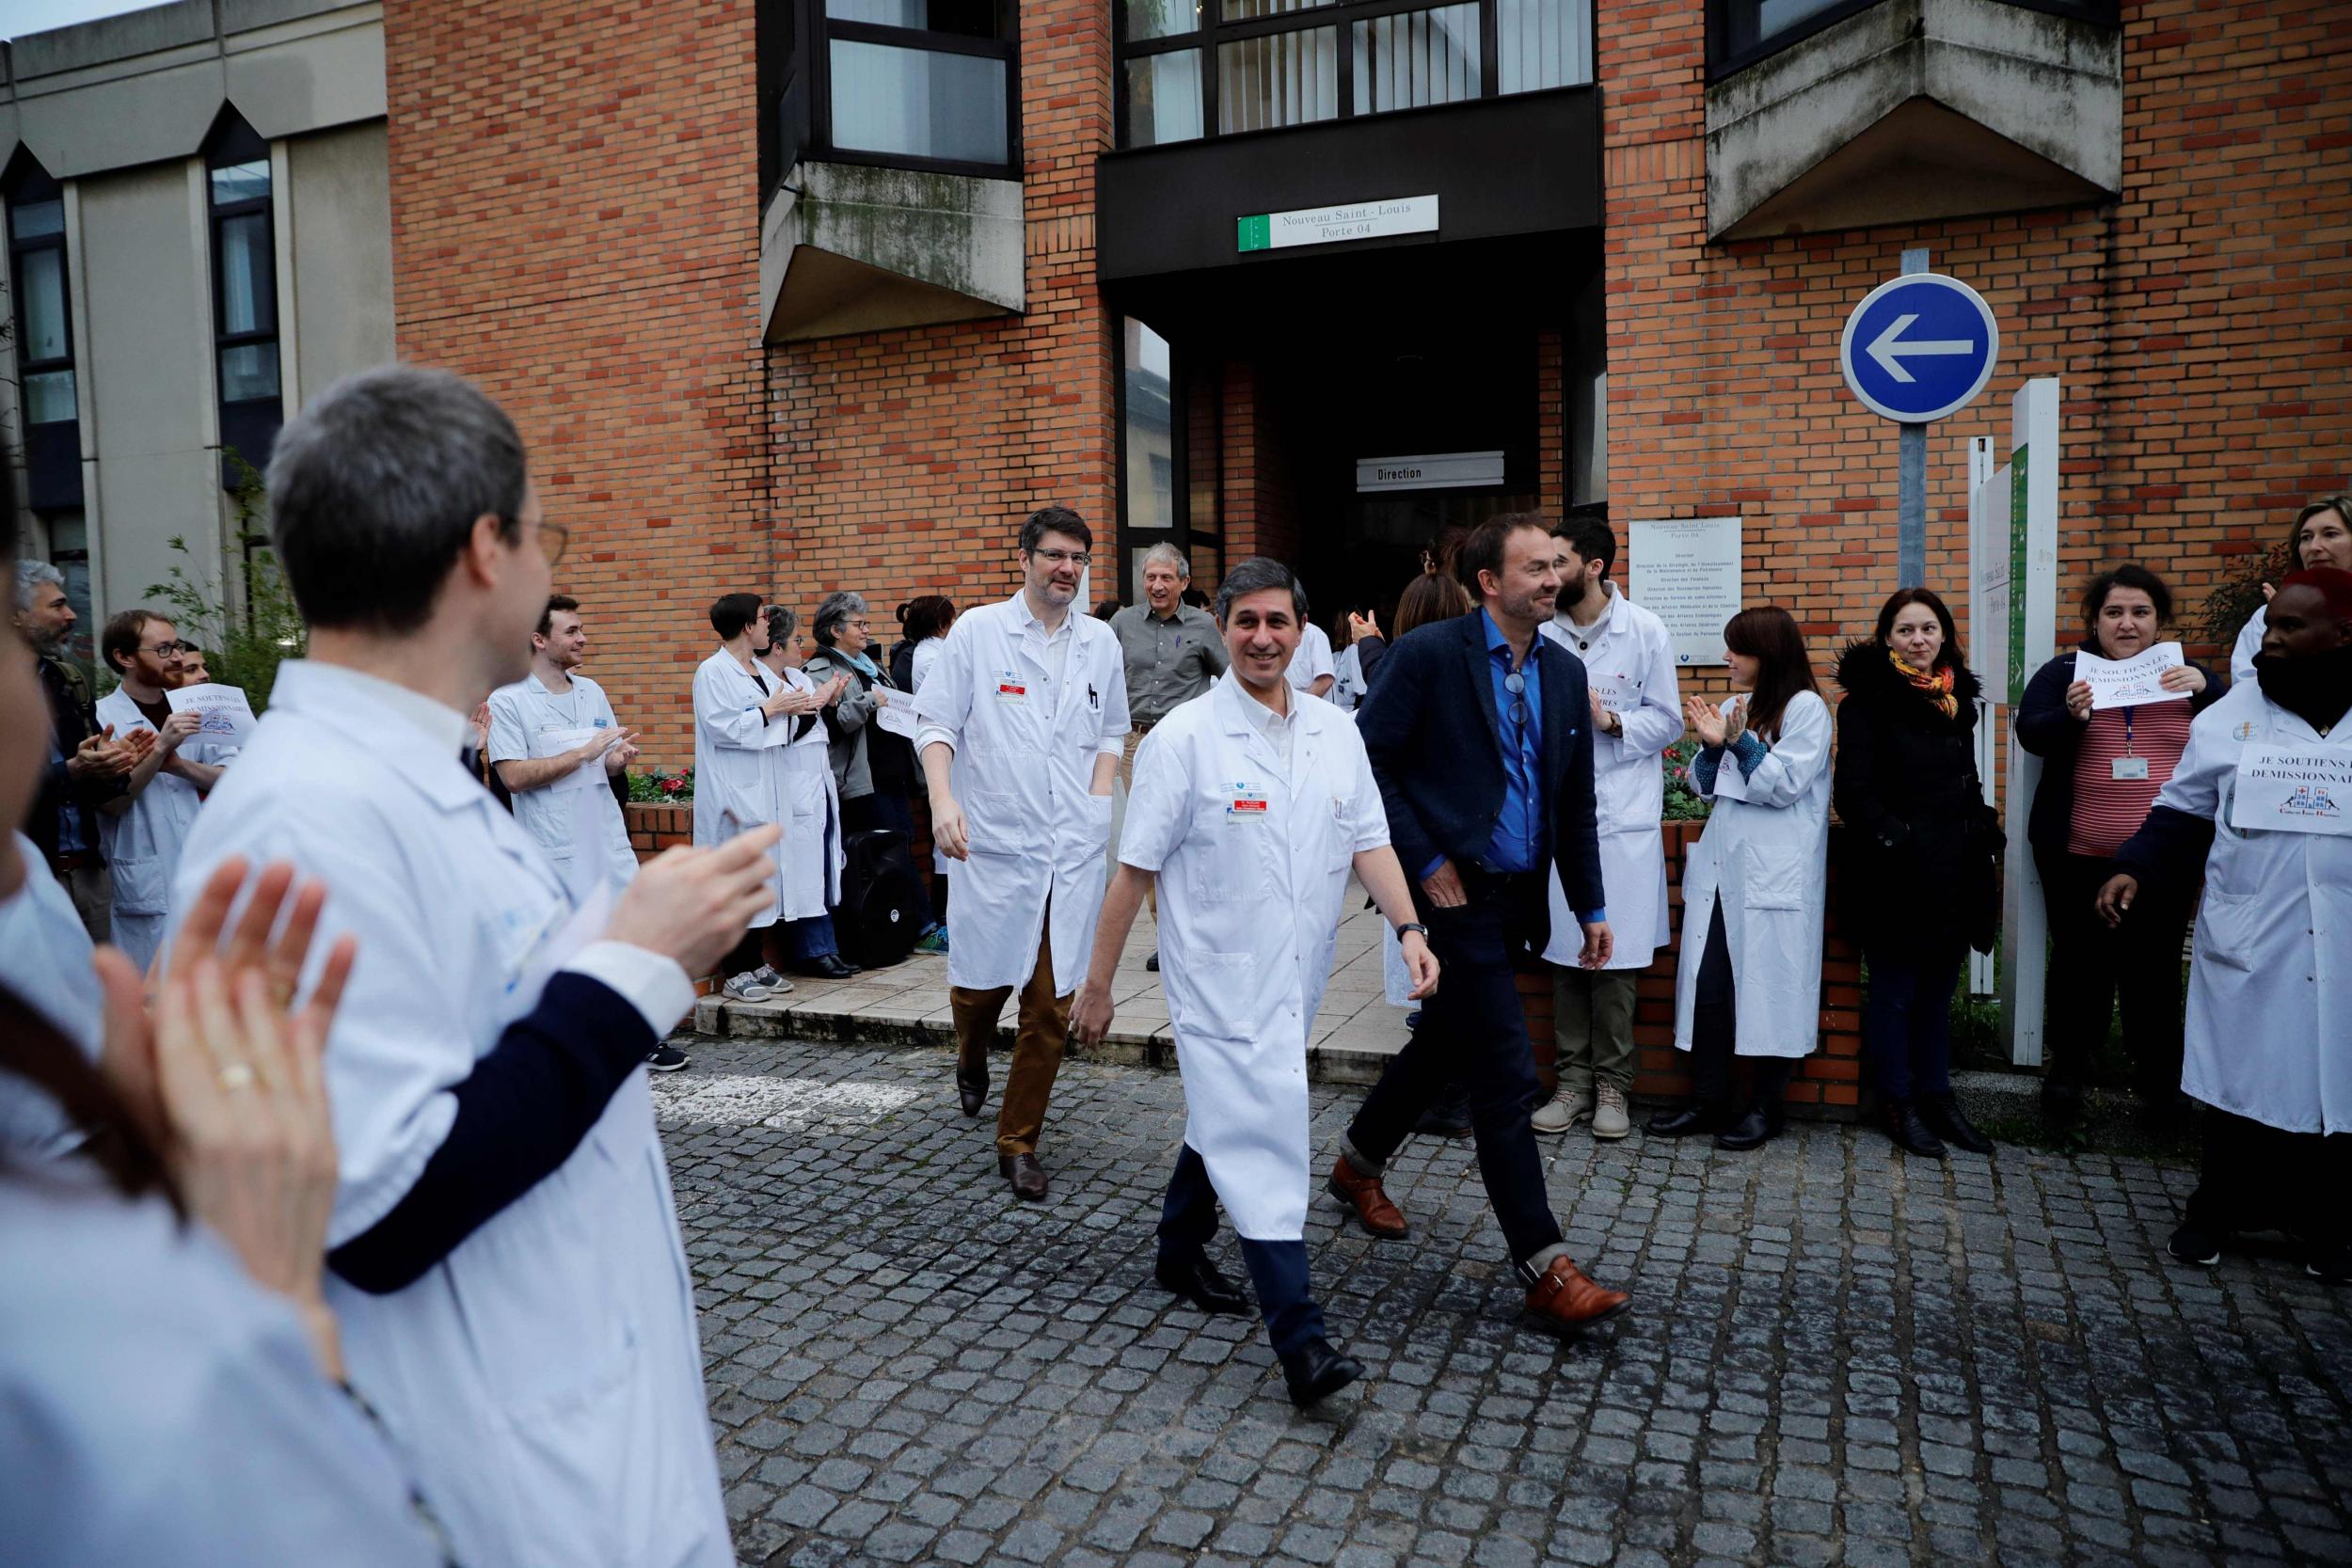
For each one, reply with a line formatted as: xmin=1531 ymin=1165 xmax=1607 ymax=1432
xmin=3 ymin=0 xmax=169 ymax=43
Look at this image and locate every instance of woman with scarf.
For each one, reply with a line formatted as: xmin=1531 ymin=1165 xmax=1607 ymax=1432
xmin=1833 ymin=588 xmax=2000 ymax=1158
xmin=2098 ymin=568 xmax=2352 ymax=1284
xmin=2014 ymin=565 xmax=2222 ymax=1134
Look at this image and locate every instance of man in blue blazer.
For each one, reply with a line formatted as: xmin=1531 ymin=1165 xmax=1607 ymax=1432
xmin=1327 ymin=515 xmax=1632 ymax=1334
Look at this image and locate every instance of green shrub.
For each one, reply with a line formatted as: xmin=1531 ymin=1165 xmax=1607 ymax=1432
xmin=1661 ymin=736 xmax=1711 ymax=821
xmin=2194 ymin=540 xmax=2291 ymax=653
xmin=141 ymin=451 xmax=305 ymax=711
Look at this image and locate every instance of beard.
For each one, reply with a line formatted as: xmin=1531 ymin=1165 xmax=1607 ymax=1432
xmin=1555 ymin=576 xmax=1588 ymax=614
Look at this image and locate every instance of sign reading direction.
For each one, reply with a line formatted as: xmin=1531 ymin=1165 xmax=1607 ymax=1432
xmin=1238 ymin=195 xmax=1438 ymax=253
xmin=1355 ymin=451 xmax=1503 ymax=493
xmin=1839 ymin=271 xmax=1999 ymax=423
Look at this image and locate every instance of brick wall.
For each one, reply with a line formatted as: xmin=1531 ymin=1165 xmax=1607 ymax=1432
xmin=384 ymin=0 xmax=771 ymax=765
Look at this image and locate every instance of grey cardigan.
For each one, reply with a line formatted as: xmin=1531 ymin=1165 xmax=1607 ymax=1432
xmin=801 ymin=647 xmax=883 ymax=800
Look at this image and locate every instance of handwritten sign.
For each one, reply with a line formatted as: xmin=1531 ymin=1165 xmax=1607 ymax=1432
xmin=2073 ymin=641 xmax=2186 ymax=711
xmin=164 ymin=683 xmax=256 ymax=746
xmin=2231 ymin=741 xmax=2352 ymax=836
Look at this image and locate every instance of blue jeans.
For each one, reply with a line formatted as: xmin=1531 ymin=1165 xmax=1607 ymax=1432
xmin=1863 ymin=942 xmax=1963 ymax=1099
xmin=1157 ymin=1144 xmax=1325 ymax=1356
xmin=780 ymin=913 xmax=838 ymax=960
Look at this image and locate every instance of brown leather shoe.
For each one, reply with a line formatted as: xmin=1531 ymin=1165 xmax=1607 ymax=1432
xmin=1523 ymin=1255 xmax=1630 ymax=1333
xmin=956 ymin=1048 xmax=988 ymax=1118
xmin=998 ymin=1152 xmax=1048 ymax=1201
xmin=1326 ymin=1155 xmax=1408 ymax=1240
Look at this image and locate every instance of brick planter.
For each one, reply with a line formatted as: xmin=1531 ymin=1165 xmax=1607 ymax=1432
xmin=626 ymin=800 xmax=693 ymax=857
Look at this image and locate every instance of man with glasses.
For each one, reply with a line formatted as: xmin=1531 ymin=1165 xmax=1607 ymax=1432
xmin=1326 ymin=514 xmax=1635 ymax=1340
xmin=917 ymin=506 xmax=1130 ymax=1201
xmin=91 ymin=610 xmax=230 ymax=973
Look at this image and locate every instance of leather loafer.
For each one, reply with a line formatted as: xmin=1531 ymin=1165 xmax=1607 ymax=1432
xmin=1279 ymin=1337 xmax=1365 ymax=1409
xmin=1154 ymin=1254 xmax=1253 ymax=1317
xmin=956 ymin=1051 xmax=988 ymax=1117
xmin=798 ymin=954 xmax=862 ymax=981
xmin=1645 ymin=1101 xmax=1727 ymax=1138
xmin=1326 ymin=1154 xmax=1408 ymax=1240
xmin=1523 ymin=1254 xmax=1631 ymax=1334
xmin=998 ymin=1151 xmax=1048 ymax=1201
xmin=1714 ymin=1101 xmax=1784 ymax=1152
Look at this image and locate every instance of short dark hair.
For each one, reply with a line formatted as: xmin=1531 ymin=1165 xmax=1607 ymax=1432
xmin=2079 ymin=563 xmax=2172 ymax=627
xmin=1019 ymin=505 xmax=1090 ymax=556
xmin=709 ymin=593 xmax=763 ymax=641
xmin=897 ymin=595 xmax=956 ymax=642
xmin=265 ymin=364 xmax=529 ymax=635
xmin=537 ymin=594 xmax=580 ymax=641
xmin=1213 ymin=556 xmax=1309 ymax=626
xmin=102 ymin=609 xmax=161 ymax=674
xmin=1872 ymin=586 xmax=1962 ymax=671
xmin=1456 ymin=514 xmax=1555 ymax=597
xmin=1553 ymin=516 xmax=1616 ymax=578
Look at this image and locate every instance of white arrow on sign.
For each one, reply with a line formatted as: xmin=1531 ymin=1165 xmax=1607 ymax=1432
xmin=1866 ymin=313 xmax=1975 ymax=384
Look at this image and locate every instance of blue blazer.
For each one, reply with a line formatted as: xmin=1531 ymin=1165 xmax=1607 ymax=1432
xmin=1355 ymin=609 xmax=1607 ymax=942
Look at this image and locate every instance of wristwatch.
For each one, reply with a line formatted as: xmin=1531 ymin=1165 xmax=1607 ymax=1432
xmin=1396 ymin=921 xmax=1431 ymax=942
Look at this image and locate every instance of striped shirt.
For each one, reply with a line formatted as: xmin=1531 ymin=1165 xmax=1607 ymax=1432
xmin=2069 ymin=701 xmax=2192 ymax=858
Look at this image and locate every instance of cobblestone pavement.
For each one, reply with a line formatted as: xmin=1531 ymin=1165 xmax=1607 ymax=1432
xmin=654 ymin=1037 xmax=2352 ymax=1568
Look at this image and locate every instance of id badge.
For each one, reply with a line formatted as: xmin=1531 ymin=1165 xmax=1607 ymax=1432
xmin=994 ymin=671 xmax=1027 ymax=703
xmin=1227 ymin=787 xmax=1268 ymax=819
xmin=2111 ymin=755 xmax=2150 ymax=782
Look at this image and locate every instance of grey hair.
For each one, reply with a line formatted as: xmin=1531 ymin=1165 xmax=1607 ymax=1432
xmin=13 ymin=559 xmax=65 ymax=613
xmin=764 ymin=603 xmax=799 ymax=643
xmin=1214 ymin=556 xmax=1309 ymax=626
xmin=812 ymin=590 xmax=866 ymax=646
xmin=1141 ymin=543 xmax=1191 ymax=579
xmin=265 ymin=363 xmax=530 ymax=634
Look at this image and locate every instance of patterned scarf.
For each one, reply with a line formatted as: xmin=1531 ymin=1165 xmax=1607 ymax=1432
xmin=1889 ymin=649 xmax=1958 ymax=719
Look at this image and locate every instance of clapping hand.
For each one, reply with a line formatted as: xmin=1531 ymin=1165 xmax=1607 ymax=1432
xmin=1685 ymin=696 xmax=1728 ymax=748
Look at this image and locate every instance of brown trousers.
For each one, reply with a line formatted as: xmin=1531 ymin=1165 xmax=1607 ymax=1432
xmin=950 ymin=910 xmax=1073 ymax=1157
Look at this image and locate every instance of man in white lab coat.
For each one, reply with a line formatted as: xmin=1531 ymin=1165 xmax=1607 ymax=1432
xmin=1531 ymin=519 xmax=1680 ymax=1141
xmin=919 ymin=505 xmax=1129 ymax=1202
xmin=168 ymin=364 xmax=780 ymax=1568
xmin=486 ymin=594 xmax=641 ymax=900
xmin=91 ymin=610 xmax=229 ymax=974
xmin=1073 ymin=557 xmax=1437 ymax=1407
xmin=1286 ymin=617 xmax=1336 ymax=699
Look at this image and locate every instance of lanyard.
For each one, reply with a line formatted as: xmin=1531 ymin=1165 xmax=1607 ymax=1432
xmin=2122 ymin=705 xmax=2135 ymax=758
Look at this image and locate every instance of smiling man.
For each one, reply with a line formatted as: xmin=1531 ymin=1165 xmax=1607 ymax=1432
xmin=1073 ymin=556 xmax=1435 ymax=1407
xmin=1106 ymin=544 xmax=1226 ymax=965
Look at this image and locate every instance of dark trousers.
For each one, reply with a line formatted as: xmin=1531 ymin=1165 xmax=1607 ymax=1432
xmin=2035 ymin=847 xmax=2194 ymax=1097
xmin=848 ymin=791 xmax=939 ymax=928
xmin=2186 ymin=1108 xmax=2352 ymax=1250
xmin=1689 ymin=905 xmax=1796 ymax=1108
xmin=1157 ymin=1144 xmax=1325 ymax=1356
xmin=1863 ymin=941 xmax=1964 ymax=1100
xmin=1343 ymin=869 xmax=1565 ymax=1277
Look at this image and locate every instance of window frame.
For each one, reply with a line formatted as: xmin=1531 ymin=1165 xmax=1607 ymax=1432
xmin=3 ymin=157 xmax=78 ymax=429
xmin=205 ymin=118 xmax=280 ymax=414
xmin=807 ymin=0 xmax=1025 ymax=179
xmin=1704 ymin=0 xmax=2117 ymax=82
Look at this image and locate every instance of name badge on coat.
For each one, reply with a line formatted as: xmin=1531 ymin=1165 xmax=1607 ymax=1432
xmin=1227 ymin=785 xmax=1268 ymax=818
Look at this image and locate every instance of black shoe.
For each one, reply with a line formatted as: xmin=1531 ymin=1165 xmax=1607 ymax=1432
xmin=1414 ymin=1087 xmax=1472 ymax=1138
xmin=1919 ymin=1090 xmax=1994 ymax=1154
xmin=2306 ymin=1243 xmax=2350 ymax=1285
xmin=1714 ymin=1101 xmax=1783 ymax=1151
xmin=1883 ymin=1097 xmax=1947 ymax=1158
xmin=956 ymin=1050 xmax=988 ymax=1117
xmin=2169 ymin=1221 xmax=2223 ymax=1267
xmin=1279 ymin=1337 xmax=1364 ymax=1409
xmin=797 ymin=954 xmax=861 ymax=980
xmin=1154 ymin=1255 xmax=1253 ymax=1317
xmin=1646 ymin=1100 xmax=1727 ymax=1138
xmin=644 ymin=1044 xmax=690 ymax=1073
xmin=1145 ymin=950 xmax=1159 ymax=973
xmin=2041 ymin=1077 xmax=2084 ymax=1126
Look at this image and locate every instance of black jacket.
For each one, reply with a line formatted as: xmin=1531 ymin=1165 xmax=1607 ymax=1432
xmin=1831 ymin=641 xmax=2000 ymax=953
xmin=30 ymin=653 xmax=122 ymax=871
xmin=2012 ymin=642 xmax=2222 ymax=857
xmin=1353 ymin=610 xmax=1605 ymax=940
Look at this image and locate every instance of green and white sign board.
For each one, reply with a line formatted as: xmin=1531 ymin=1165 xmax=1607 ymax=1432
xmin=1237 ymin=195 xmax=1438 ymax=253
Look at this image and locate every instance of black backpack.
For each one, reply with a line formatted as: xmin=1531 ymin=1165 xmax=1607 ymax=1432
xmin=834 ymin=827 xmax=924 ymax=969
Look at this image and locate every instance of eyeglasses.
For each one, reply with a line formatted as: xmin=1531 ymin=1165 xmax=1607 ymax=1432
xmin=140 ymin=641 xmax=191 ymax=657
xmin=533 ymin=520 xmax=569 ymax=566
xmin=845 ymin=618 xmax=872 ymax=630
xmin=1503 ymin=670 xmax=1530 ymax=729
xmin=1030 ymin=548 xmax=1090 ymax=568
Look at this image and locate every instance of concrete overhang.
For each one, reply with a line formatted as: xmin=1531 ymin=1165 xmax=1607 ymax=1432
xmin=761 ymin=161 xmax=1023 ymax=343
xmin=1705 ymin=0 xmax=2120 ymax=242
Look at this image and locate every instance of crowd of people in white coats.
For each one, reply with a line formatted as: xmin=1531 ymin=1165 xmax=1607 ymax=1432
xmin=1 ymin=357 xmax=2344 ymax=1562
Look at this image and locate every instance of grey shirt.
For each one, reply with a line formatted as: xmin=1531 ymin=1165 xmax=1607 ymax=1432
xmin=1109 ymin=603 xmax=1228 ymax=723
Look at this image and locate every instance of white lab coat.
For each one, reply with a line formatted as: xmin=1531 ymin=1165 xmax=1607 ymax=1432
xmin=769 ymin=663 xmax=845 ymax=918
xmin=2151 ymin=682 xmax=2349 ymax=1133
xmin=485 ymin=671 xmax=640 ymax=898
xmin=916 ymin=591 xmax=1128 ymax=993
xmin=0 ymin=832 xmax=102 ymax=1157
xmin=1121 ymin=675 xmax=1390 ymax=1238
xmin=2230 ymin=605 xmax=2266 ymax=686
xmin=1330 ymin=642 xmax=1366 ymax=712
xmin=1673 ymin=690 xmax=1833 ymax=1059
xmin=1285 ymin=622 xmax=1336 ymax=691
xmin=691 ymin=648 xmax=799 ymax=928
xmin=169 ymin=661 xmax=728 ymax=1568
xmin=91 ymin=686 xmax=230 ymax=974
xmin=1539 ymin=588 xmax=1681 ymax=971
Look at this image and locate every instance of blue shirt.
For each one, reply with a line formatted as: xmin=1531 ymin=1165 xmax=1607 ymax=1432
xmin=1479 ymin=609 xmax=1546 ymax=876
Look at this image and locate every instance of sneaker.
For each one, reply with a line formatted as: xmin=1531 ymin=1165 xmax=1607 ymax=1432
xmin=2306 ymin=1243 xmax=2351 ymax=1285
xmin=1530 ymin=1084 xmax=1588 ymax=1135
xmin=749 ymin=964 xmax=793 ymax=995
xmin=1591 ymin=1084 xmax=1631 ymax=1141
xmin=721 ymin=971 xmax=773 ymax=1004
xmin=645 ymin=1044 xmax=690 ymax=1072
xmin=914 ymin=927 xmax=949 ymax=956
xmin=2168 ymin=1222 xmax=2223 ymax=1268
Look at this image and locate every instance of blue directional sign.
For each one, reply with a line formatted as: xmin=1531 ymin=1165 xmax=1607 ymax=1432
xmin=1838 ymin=272 xmax=1999 ymax=424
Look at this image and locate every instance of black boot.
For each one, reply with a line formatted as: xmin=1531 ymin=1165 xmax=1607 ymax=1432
xmin=1883 ymin=1097 xmax=1947 ymax=1159
xmin=1919 ymin=1090 xmax=1994 ymax=1154
xmin=1646 ymin=1099 xmax=1728 ymax=1138
xmin=1714 ymin=1099 xmax=1783 ymax=1151
xmin=1279 ymin=1337 xmax=1365 ymax=1408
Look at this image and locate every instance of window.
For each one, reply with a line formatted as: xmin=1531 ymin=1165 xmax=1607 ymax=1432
xmin=5 ymin=155 xmax=76 ymax=428
xmin=1706 ymin=0 xmax=2115 ymax=79
xmin=1118 ymin=319 xmax=1191 ymax=602
xmin=817 ymin=0 xmax=1019 ymax=173
xmin=205 ymin=112 xmax=283 ymax=485
xmin=1116 ymin=0 xmax=1589 ymax=145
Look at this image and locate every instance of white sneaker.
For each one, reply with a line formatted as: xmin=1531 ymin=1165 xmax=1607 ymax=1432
xmin=749 ymin=964 xmax=793 ymax=995
xmin=1591 ymin=1084 xmax=1631 ymax=1141
xmin=1531 ymin=1084 xmax=1589 ymax=1134
xmin=722 ymin=971 xmax=774 ymax=1003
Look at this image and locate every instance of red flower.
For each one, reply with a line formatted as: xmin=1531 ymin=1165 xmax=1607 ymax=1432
xmin=660 ymin=776 xmax=684 ymax=795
